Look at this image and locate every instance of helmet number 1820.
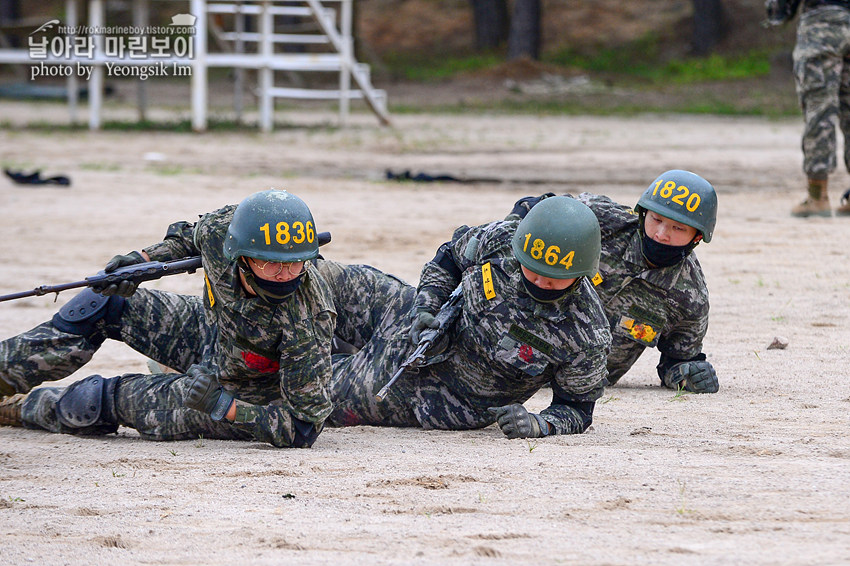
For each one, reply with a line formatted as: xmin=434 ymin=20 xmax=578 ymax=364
xmin=652 ymin=179 xmax=701 ymax=212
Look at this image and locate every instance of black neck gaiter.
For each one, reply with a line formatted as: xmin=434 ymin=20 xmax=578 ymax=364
xmin=521 ymin=272 xmax=573 ymax=303
xmin=640 ymin=232 xmax=692 ymax=268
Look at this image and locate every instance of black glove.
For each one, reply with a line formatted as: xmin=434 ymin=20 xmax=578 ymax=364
xmin=97 ymin=251 xmax=146 ymax=297
xmin=507 ymin=193 xmax=556 ymax=220
xmin=663 ymin=360 xmax=719 ymax=393
xmin=488 ymin=404 xmax=550 ymax=439
xmin=184 ymin=365 xmax=235 ymax=421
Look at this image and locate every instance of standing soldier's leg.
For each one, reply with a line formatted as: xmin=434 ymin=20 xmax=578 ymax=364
xmin=791 ymin=12 xmax=844 ymax=217
xmin=836 ymin=51 xmax=850 ymax=215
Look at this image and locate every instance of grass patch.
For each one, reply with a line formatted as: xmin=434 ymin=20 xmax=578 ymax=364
xmin=390 ymin=93 xmax=791 ymax=118
xmin=80 ymin=162 xmax=121 ymax=172
xmin=100 ymin=118 xmax=270 ymax=133
xmin=660 ymin=52 xmax=772 ymax=83
xmin=546 ymin=34 xmax=774 ymax=85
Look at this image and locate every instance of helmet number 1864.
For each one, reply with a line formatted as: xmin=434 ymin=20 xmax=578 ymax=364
xmin=522 ymin=233 xmax=575 ymax=269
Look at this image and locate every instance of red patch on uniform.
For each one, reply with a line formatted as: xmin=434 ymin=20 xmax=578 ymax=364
xmin=518 ymin=344 xmax=534 ymax=362
xmin=241 ymin=351 xmax=280 ymax=373
xmin=340 ymin=408 xmax=364 ymax=427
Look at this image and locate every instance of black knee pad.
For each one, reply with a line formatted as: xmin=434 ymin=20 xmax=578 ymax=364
xmin=56 ymin=374 xmax=119 ymax=434
xmin=51 ymin=288 xmax=126 ymax=340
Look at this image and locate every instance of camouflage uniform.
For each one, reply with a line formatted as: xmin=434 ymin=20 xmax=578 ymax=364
xmin=792 ymin=1 xmax=850 ymax=179
xmin=318 ymin=219 xmax=611 ymax=435
xmin=1 ymin=205 xmax=335 ymax=447
xmin=573 ymin=193 xmax=709 ymax=385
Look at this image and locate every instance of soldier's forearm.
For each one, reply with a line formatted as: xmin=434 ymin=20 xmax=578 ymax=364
xmin=224 ymin=400 xmax=236 ymax=421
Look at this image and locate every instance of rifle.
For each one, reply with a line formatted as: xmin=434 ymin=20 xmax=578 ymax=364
xmin=0 ymin=231 xmax=332 ymax=303
xmin=0 ymin=257 xmax=204 ymax=303
xmin=375 ymin=285 xmax=464 ymax=401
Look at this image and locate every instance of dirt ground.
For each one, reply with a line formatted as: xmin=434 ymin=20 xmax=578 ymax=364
xmin=1 ymin=100 xmax=850 ymax=565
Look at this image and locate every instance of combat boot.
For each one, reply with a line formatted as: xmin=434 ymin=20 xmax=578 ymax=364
xmin=835 ymin=189 xmax=850 ymax=216
xmin=791 ymin=178 xmax=831 ymax=217
xmin=0 ymin=394 xmax=25 ymax=427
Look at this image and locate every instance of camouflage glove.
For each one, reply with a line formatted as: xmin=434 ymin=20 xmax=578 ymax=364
xmin=410 ymin=310 xmax=440 ymax=345
xmin=506 ymin=193 xmax=556 ymax=221
xmin=184 ymin=365 xmax=235 ymax=421
xmin=488 ymin=404 xmax=550 ymax=439
xmin=662 ymin=360 xmax=719 ymax=394
xmin=97 ymin=251 xmax=146 ymax=297
xmin=410 ymin=310 xmax=450 ymax=356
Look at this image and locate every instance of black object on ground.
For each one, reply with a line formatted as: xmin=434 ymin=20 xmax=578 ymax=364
xmin=4 ymin=168 xmax=71 ymax=187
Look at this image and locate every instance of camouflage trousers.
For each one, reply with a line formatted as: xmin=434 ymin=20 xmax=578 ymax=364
xmin=314 ymin=260 xmax=422 ymax=427
xmin=604 ymin=337 xmax=652 ymax=386
xmin=2 ymin=289 xmax=260 ymax=442
xmin=318 ymin=260 xmax=528 ymax=431
xmin=328 ymin=318 xmax=495 ymax=431
xmin=793 ymin=6 xmax=850 ymax=178
xmin=0 ymin=288 xmax=215 ymax=394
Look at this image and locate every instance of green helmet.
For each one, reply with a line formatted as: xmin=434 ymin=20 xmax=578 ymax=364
xmin=635 ymin=170 xmax=717 ymax=243
xmin=224 ymin=189 xmax=319 ymax=263
xmin=511 ymin=196 xmax=601 ymax=279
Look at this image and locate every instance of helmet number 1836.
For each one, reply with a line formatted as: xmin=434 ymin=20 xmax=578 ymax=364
xmin=259 ymin=221 xmax=315 ymax=246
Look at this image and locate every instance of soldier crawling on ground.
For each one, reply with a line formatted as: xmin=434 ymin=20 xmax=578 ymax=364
xmin=317 ymin=195 xmax=613 ymax=440
xmin=0 ymin=189 xmax=336 ymax=448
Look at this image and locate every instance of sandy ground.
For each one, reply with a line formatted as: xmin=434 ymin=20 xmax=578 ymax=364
xmin=1 ymin=101 xmax=849 ymax=565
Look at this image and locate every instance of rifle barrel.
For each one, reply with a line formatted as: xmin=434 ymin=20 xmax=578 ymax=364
xmin=375 ymin=366 xmax=406 ymax=401
xmin=0 ymin=256 xmax=205 ymax=304
xmin=0 ymin=279 xmax=89 ymax=302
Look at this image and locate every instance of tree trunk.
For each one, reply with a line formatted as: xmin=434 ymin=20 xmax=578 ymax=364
xmin=468 ymin=0 xmax=509 ymax=50
xmin=692 ymin=0 xmax=726 ymax=56
xmin=507 ymin=0 xmax=542 ymax=61
xmin=0 ymin=0 xmax=21 ymax=47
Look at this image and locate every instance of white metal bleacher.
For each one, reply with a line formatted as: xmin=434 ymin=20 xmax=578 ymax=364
xmin=0 ymin=0 xmax=390 ymax=130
